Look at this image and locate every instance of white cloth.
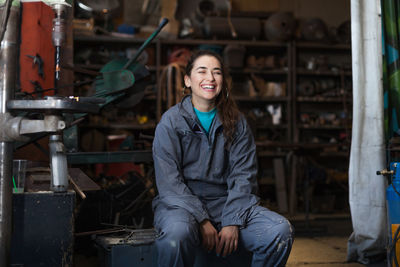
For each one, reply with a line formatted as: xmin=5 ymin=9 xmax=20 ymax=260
xmin=347 ymin=0 xmax=387 ymax=264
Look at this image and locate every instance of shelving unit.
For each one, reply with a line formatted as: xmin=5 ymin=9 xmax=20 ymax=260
xmin=73 ymin=35 xmax=160 ymax=150
xmin=291 ymin=41 xmax=352 ymax=214
xmin=72 ymin=34 xmax=352 ymax=215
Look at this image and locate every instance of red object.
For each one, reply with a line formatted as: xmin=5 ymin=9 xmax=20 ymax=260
xmin=20 ymin=2 xmax=55 ymax=95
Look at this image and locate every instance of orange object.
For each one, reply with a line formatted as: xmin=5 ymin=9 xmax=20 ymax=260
xmin=392 ymin=224 xmax=400 ymax=265
xmin=19 ymin=2 xmax=55 ymax=96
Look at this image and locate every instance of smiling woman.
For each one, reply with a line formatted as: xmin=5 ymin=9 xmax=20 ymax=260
xmin=184 ymin=50 xmax=240 ymax=145
xmin=184 ymin=54 xmax=223 ymax=111
xmin=151 ymin=50 xmax=294 ymax=267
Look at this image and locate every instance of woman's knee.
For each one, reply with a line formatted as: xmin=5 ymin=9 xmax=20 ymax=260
xmin=274 ymin=218 xmax=294 ymax=242
xmin=158 ymin=221 xmax=199 ymax=247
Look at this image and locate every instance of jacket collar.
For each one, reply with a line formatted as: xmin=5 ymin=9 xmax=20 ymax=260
xmin=179 ymin=94 xmax=222 ymax=133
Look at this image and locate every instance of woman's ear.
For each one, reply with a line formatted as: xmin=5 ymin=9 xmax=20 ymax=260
xmin=184 ymin=75 xmax=191 ymax=88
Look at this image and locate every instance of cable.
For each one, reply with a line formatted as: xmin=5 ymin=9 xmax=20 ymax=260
xmin=390 ymin=172 xmax=400 ymax=197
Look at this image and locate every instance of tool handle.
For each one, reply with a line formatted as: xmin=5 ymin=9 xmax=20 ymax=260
xmin=122 ymin=18 xmax=169 ymax=70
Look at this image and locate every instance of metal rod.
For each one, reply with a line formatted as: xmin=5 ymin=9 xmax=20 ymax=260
xmin=0 ymin=5 xmax=19 ymax=266
xmin=0 ymin=142 xmax=13 ymax=265
xmin=55 ymin=45 xmax=61 ymax=82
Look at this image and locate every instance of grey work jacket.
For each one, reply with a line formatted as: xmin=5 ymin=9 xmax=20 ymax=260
xmin=152 ymin=95 xmax=260 ymax=227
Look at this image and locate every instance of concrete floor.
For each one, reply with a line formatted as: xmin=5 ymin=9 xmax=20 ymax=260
xmin=75 ymin=235 xmax=367 ymax=267
xmin=285 ymin=214 xmax=386 ymax=267
xmin=75 ymin=213 xmax=387 ymax=266
xmin=287 ymin=236 xmax=363 ymax=266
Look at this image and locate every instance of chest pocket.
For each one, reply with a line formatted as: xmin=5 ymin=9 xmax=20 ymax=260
xmin=179 ymin=130 xmax=204 ymax=168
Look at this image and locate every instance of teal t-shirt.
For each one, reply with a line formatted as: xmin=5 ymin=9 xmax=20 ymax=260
xmin=194 ymin=107 xmax=217 ymax=134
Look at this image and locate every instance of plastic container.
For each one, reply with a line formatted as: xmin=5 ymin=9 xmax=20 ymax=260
xmin=387 ymin=162 xmax=400 ymax=264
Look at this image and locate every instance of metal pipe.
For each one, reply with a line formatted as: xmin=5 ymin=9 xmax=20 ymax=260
xmin=49 ymin=134 xmax=68 ymax=192
xmin=0 ymin=143 xmax=12 ymax=264
xmin=0 ymin=5 xmax=19 ymax=266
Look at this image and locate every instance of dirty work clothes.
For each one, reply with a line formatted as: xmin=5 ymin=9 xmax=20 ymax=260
xmin=152 ymin=95 xmax=259 ymax=226
xmin=152 ymin=95 xmax=293 ymax=266
xmin=154 ymin=204 xmax=293 ymax=267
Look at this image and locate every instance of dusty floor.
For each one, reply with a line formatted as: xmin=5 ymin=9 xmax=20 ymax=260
xmin=75 ymin=213 xmax=387 ymax=266
xmin=285 ymin=214 xmax=386 ymax=267
xmin=287 ymin=236 xmax=363 ymax=266
xmin=75 ymin=236 xmax=371 ymax=267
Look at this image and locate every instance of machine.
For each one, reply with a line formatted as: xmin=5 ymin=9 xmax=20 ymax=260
xmin=0 ymin=0 xmax=168 ymax=265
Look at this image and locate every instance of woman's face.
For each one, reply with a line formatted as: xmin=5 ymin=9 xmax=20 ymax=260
xmin=184 ymin=55 xmax=223 ymax=110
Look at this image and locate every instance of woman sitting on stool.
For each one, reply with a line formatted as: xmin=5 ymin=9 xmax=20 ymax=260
xmin=152 ymin=49 xmax=294 ymax=267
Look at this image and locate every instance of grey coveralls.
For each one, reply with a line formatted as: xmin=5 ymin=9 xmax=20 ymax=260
xmin=152 ymin=95 xmax=293 ymax=267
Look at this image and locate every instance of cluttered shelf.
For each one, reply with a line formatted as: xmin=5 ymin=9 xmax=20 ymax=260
xmin=296 ymin=96 xmax=352 ymax=102
xmin=74 ymin=34 xmax=151 ymax=44
xmin=230 ymin=68 xmax=288 ymax=75
xmin=298 ymin=124 xmax=350 ymax=129
xmin=234 ymin=95 xmax=289 ymax=102
xmin=160 ymin=38 xmax=289 ymax=48
xmin=74 ymin=34 xmax=290 ymax=48
xmin=295 ymin=41 xmax=351 ymax=51
xmin=74 ymin=63 xmax=157 ymax=72
xmin=80 ymin=122 xmax=156 ymax=130
xmin=296 ymin=68 xmax=352 ymax=76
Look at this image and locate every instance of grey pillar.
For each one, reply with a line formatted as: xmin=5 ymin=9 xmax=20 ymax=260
xmin=0 ymin=5 xmax=20 ymax=266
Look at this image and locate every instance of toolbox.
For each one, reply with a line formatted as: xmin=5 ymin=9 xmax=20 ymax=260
xmin=95 ymin=229 xmax=158 ymax=267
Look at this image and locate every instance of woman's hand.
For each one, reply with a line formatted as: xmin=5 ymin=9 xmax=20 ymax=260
xmin=216 ymin=225 xmax=239 ymax=257
xmin=199 ymin=220 xmax=219 ymax=252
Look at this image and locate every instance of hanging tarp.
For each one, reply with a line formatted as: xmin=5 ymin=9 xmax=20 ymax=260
xmin=382 ymin=0 xmax=400 ymax=139
xmin=347 ymin=0 xmax=387 ymax=264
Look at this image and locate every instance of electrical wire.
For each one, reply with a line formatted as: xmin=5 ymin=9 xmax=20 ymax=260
xmin=390 ymin=172 xmax=400 ymax=197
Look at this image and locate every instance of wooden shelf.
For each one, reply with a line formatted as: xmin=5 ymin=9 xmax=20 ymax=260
xmin=74 ymin=63 xmax=157 ymax=72
xmin=319 ymin=151 xmax=349 ymax=157
xmin=297 ymin=96 xmax=352 ymax=102
xmin=230 ymin=68 xmax=288 ymax=75
xmin=74 ymin=34 xmax=150 ymax=44
xmin=295 ymin=42 xmax=351 ymax=51
xmin=296 ymin=68 xmax=352 ymax=76
xmin=81 ymin=122 xmax=156 ymax=130
xmin=160 ymin=38 xmax=289 ymax=48
xmin=298 ymin=124 xmax=350 ymax=129
xmin=234 ymin=96 xmax=288 ymax=102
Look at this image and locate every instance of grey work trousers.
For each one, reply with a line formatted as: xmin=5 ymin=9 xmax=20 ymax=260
xmin=153 ymin=204 xmax=294 ymax=267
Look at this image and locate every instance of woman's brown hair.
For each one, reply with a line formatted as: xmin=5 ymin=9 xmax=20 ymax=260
xmin=185 ymin=50 xmax=240 ymax=146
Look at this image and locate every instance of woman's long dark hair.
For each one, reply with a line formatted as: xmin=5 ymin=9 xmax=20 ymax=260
xmin=185 ymin=50 xmax=240 ymax=146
